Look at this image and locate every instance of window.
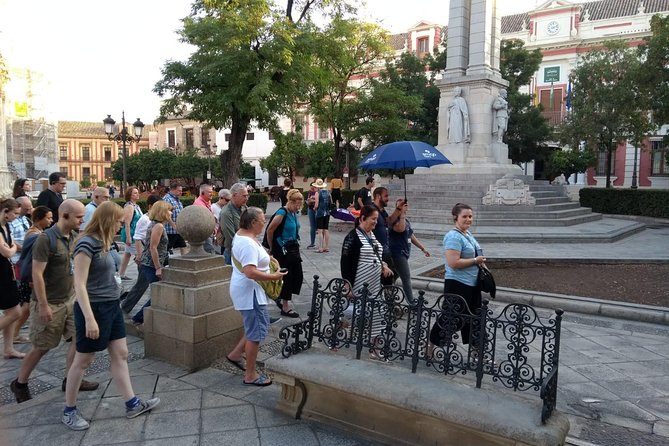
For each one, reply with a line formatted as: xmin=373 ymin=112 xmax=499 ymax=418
xmin=417 ymin=37 xmax=430 ymax=55
xmin=201 ymin=127 xmax=211 ymax=147
xmin=651 ymin=140 xmax=668 ymax=176
xmin=104 ymin=167 xmax=112 ymax=179
xmin=167 ymin=130 xmax=176 ymax=148
xmin=224 ymin=133 xmax=231 ymax=142
xmin=104 ymin=146 xmax=112 ymax=161
xmin=60 ymin=167 xmax=68 ymax=177
xmin=185 ymin=128 xmax=194 ymax=148
xmin=81 ymin=145 xmax=90 ymax=161
xmin=246 ymin=132 xmax=255 ymax=141
xmin=59 ymin=145 xmax=68 ymax=160
xmin=268 ymin=131 xmax=275 ymax=141
xmin=319 ymin=127 xmax=329 ymax=139
xmin=139 ymin=146 xmax=148 ymax=151
xmin=82 ymin=167 xmax=91 ymax=178
xmin=596 ymin=148 xmax=615 ymax=176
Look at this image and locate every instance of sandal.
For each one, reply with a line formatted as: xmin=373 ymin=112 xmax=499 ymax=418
xmin=13 ymin=335 xmax=30 ymax=344
xmin=4 ymin=351 xmax=26 ymax=359
xmin=243 ymin=374 xmax=272 ymax=386
xmin=225 ymin=355 xmax=246 ymax=371
xmin=280 ymin=309 xmax=300 ymax=318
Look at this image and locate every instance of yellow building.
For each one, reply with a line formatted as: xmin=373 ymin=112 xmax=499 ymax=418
xmin=57 ymin=121 xmax=152 ymax=183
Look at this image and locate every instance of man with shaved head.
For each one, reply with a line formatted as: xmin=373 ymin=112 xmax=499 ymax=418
xmin=10 ymin=199 xmax=99 ymax=403
xmin=81 ymin=187 xmax=111 ymax=231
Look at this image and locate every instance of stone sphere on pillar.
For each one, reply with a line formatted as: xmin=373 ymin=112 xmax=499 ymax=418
xmin=176 ymin=206 xmax=215 ymax=257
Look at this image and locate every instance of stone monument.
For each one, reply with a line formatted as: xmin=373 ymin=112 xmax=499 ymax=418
xmin=143 ymin=205 xmax=243 ymax=371
xmin=428 ymin=0 xmax=521 ymax=175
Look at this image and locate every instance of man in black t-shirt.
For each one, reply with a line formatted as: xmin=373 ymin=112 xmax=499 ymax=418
xmin=36 ymin=172 xmax=66 ymax=224
xmin=354 ymin=176 xmax=375 ymax=210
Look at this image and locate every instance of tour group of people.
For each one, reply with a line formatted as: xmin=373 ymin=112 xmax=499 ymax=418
xmin=2 ymin=172 xmax=488 ymax=429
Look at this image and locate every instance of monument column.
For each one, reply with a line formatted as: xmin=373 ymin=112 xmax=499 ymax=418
xmin=427 ymin=0 xmax=519 ymax=176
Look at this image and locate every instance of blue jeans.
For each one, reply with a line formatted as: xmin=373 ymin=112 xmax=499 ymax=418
xmin=392 ymin=254 xmax=414 ymax=304
xmin=223 ymin=248 xmax=232 ymax=265
xmin=307 ymin=208 xmax=317 ymax=246
xmin=132 ymin=265 xmax=161 ymax=323
xmin=121 ymin=265 xmax=150 ymax=314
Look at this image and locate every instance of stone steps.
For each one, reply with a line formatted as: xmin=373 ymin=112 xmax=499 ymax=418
xmin=411 ymin=219 xmax=646 ymax=243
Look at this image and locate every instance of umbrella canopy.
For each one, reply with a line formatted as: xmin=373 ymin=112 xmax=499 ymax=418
xmin=359 ymin=140 xmax=451 ymax=170
xmin=358 ymin=140 xmax=451 ymax=200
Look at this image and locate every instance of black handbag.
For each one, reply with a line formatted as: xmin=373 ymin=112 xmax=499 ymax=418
xmin=477 ymin=264 xmax=496 ymax=298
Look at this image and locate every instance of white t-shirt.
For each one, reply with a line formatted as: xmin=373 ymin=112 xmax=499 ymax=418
xmin=133 ymin=214 xmax=151 ymax=242
xmin=211 ymin=202 xmax=223 ymax=224
xmin=230 ymin=234 xmax=270 ymax=310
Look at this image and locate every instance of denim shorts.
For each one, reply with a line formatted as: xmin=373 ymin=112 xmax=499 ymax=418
xmin=74 ymin=300 xmax=126 ymax=353
xmin=240 ymin=291 xmax=269 ymax=342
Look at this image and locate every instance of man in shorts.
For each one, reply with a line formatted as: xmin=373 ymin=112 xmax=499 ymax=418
xmin=163 ymin=182 xmax=188 ymax=255
xmin=9 ymin=200 xmax=99 ymax=403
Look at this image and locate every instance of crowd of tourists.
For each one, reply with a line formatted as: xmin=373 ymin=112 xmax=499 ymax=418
xmin=2 ymin=171 xmax=490 ymax=430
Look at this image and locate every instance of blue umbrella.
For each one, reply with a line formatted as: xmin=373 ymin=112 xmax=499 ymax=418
xmin=358 ymin=140 xmax=451 ymax=200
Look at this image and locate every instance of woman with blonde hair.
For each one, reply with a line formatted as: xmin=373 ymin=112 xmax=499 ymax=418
xmin=266 ymin=189 xmax=304 ymax=318
xmin=131 ymin=200 xmax=172 ymax=325
xmin=63 ymin=201 xmax=159 ymax=430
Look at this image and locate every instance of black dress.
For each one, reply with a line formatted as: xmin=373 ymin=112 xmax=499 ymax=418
xmin=0 ymin=223 xmax=20 ymax=310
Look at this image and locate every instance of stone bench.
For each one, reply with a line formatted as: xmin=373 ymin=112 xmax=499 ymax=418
xmin=266 ymin=350 xmax=570 ymax=446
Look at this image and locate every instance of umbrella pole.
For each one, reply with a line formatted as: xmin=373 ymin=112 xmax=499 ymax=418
xmin=404 ymin=161 xmax=407 ymax=202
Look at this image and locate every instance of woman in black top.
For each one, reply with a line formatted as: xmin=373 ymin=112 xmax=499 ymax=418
xmin=0 ymin=198 xmax=25 ymax=359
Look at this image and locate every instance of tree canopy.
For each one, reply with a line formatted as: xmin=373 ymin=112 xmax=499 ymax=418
xmin=559 ymin=41 xmax=651 ymax=188
xmin=499 ymin=39 xmax=551 ymax=164
xmin=154 ymin=0 xmax=344 ymax=187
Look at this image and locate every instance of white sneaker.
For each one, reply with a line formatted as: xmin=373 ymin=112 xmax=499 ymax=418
xmin=62 ymin=409 xmax=90 ymax=430
xmin=126 ymin=397 xmax=160 ymax=419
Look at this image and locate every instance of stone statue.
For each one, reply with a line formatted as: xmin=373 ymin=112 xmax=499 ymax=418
xmin=491 ymin=89 xmax=509 ymax=143
xmin=447 ymin=87 xmax=470 ymax=144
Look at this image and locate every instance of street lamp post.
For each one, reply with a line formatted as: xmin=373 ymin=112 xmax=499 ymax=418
xmin=103 ymin=111 xmax=144 ymax=195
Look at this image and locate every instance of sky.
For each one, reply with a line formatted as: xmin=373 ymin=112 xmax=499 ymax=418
xmin=0 ymin=0 xmax=545 ymax=123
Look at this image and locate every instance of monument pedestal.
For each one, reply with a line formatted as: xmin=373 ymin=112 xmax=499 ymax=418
xmin=144 ymin=256 xmax=242 ymax=371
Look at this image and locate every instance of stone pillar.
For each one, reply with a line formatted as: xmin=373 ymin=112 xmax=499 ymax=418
xmin=143 ymin=205 xmax=243 ymax=371
xmin=426 ymin=0 xmax=520 ymax=177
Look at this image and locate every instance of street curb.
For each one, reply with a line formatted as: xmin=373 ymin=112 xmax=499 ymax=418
xmin=412 ymin=276 xmax=669 ymax=326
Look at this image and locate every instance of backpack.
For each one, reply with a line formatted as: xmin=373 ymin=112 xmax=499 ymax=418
xmin=261 ymin=207 xmax=287 ymax=251
xmin=17 ymin=227 xmax=59 ymax=282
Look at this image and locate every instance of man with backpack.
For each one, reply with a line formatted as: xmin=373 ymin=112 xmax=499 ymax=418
xmin=10 ymin=200 xmax=100 ymax=403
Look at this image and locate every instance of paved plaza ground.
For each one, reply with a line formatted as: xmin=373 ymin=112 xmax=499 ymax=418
xmin=1 ymin=203 xmax=668 ymax=445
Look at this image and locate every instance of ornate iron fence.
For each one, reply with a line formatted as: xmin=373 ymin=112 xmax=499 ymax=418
xmin=278 ymin=276 xmax=564 ymax=423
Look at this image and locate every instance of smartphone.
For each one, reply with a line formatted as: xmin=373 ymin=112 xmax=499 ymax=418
xmin=279 ymin=268 xmax=288 ymax=273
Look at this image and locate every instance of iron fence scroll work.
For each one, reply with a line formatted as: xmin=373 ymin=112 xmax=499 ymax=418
xmin=278 ymin=275 xmax=564 ymax=423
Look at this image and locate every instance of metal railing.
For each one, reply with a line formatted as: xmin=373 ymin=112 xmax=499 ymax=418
xmin=278 ymin=276 xmax=564 ymax=423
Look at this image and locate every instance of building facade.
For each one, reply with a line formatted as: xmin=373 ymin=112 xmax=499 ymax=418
xmin=57 ymin=121 xmax=153 ymax=183
xmin=501 ymin=0 xmax=669 ymax=188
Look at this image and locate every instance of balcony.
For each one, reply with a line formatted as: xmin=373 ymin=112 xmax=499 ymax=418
xmin=542 ymin=110 xmax=566 ymax=127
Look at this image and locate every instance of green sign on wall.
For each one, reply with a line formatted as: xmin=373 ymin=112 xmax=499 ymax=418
xmin=544 ymin=66 xmax=560 ymax=83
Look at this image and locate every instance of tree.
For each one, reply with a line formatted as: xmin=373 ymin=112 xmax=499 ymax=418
xmin=308 ymin=16 xmax=392 ymax=176
xmin=155 ymin=0 xmax=339 ymax=187
xmin=499 ymin=39 xmax=551 ymax=164
xmin=639 ymin=15 xmax=669 ymax=131
xmin=259 ymin=131 xmax=308 ymax=180
xmin=545 ymin=148 xmax=596 ymax=183
xmin=559 ymin=41 xmax=650 ymax=188
xmin=301 ymin=140 xmax=336 ymax=179
xmin=360 ymin=51 xmax=440 ymax=146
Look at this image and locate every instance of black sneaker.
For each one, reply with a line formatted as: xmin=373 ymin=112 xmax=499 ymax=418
xmin=269 ymin=317 xmax=282 ymax=325
xmin=10 ymin=379 xmax=32 ymax=403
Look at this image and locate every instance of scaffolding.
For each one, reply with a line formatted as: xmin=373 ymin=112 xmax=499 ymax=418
xmin=4 ymin=68 xmax=58 ymax=179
